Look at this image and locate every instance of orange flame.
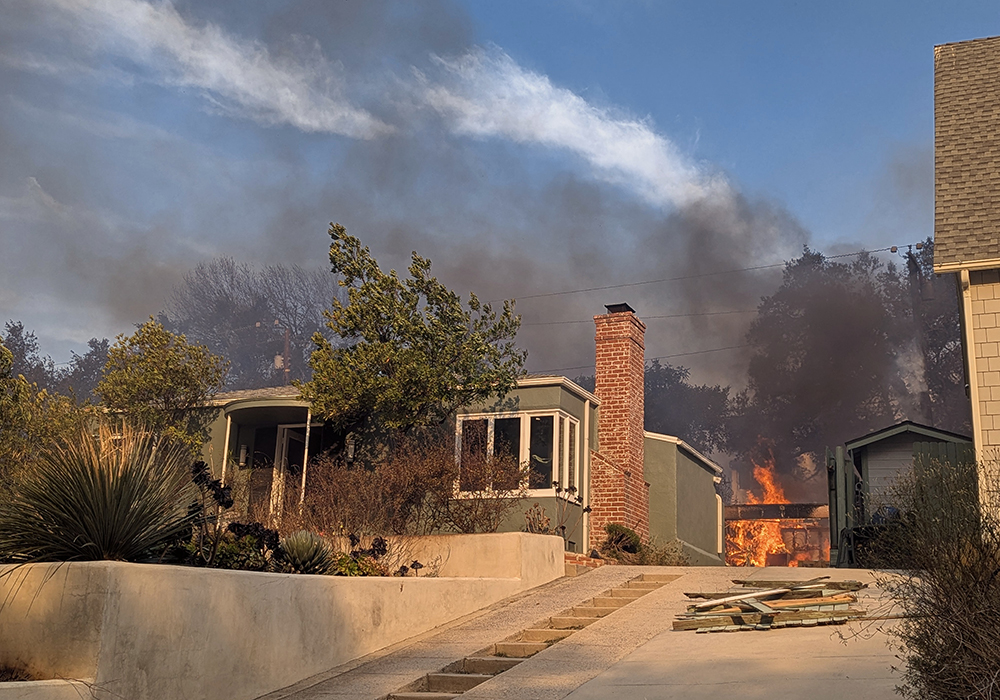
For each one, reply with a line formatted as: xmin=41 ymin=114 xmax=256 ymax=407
xmin=725 ymin=442 xmax=792 ymax=567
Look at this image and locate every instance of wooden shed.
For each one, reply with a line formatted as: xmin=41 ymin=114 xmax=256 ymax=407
xmin=827 ymin=420 xmax=972 ymax=563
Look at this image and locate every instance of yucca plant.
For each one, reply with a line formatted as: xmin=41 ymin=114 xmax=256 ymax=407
xmin=0 ymin=423 xmax=199 ymax=562
xmin=278 ymin=531 xmax=334 ymax=575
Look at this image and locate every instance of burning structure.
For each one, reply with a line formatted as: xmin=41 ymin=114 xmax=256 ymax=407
xmin=726 ymin=447 xmax=831 ymax=567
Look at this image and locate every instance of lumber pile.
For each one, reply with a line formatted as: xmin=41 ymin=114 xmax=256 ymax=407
xmin=674 ymin=576 xmax=868 ymax=633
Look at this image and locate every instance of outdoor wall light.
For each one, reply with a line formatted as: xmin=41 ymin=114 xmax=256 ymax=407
xmin=238 ymin=444 xmax=248 ymax=467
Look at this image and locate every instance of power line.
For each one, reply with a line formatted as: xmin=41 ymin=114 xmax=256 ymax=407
xmin=521 ymin=309 xmax=757 ymax=327
xmin=499 ymin=244 xmax=908 ymax=303
xmin=536 ymin=343 xmax=752 ymax=374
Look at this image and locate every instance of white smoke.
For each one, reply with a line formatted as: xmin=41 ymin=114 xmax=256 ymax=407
xmin=38 ymin=0 xmax=393 ymax=139
xmin=420 ymin=48 xmax=728 ymax=210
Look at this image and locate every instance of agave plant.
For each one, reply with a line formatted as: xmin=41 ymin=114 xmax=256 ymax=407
xmin=278 ymin=531 xmax=334 ymax=575
xmin=0 ymin=423 xmax=199 ymax=562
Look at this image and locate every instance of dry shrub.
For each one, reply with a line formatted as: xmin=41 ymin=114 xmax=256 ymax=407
xmin=287 ymin=436 xmax=453 ymax=538
xmin=282 ymin=433 xmax=528 ymax=537
xmin=442 ymin=447 xmax=529 ymax=534
xmin=867 ymin=457 xmax=1000 ymax=699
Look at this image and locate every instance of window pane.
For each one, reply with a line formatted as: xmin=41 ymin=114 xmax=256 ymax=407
xmin=460 ymin=419 xmax=488 ymax=491
xmin=492 ymin=417 xmax=522 ymax=490
xmin=568 ymin=421 xmax=577 ymax=492
xmin=494 ymin=418 xmax=521 ymax=461
xmin=529 ymin=416 xmax=554 ymax=489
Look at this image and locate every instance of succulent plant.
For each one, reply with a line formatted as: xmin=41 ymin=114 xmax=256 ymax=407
xmin=278 ymin=530 xmax=334 ymax=575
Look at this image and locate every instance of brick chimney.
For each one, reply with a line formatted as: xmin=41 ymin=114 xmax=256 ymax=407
xmin=591 ymin=303 xmax=649 ymax=549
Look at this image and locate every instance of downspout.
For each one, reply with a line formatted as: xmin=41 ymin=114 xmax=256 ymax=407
xmin=582 ymin=399 xmax=591 ymax=553
xmin=960 ymin=269 xmax=984 ymax=458
xmin=220 ymin=414 xmax=232 ymax=484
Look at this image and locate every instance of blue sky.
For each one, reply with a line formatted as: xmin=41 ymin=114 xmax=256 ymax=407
xmin=1 ymin=1 xmax=997 ymax=385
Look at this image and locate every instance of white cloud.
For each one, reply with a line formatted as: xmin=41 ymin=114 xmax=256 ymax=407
xmin=39 ymin=0 xmax=392 ymax=139
xmin=421 ymin=48 xmax=728 ymax=209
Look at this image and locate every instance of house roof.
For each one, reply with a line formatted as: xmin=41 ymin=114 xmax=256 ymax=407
xmin=844 ymin=420 xmax=972 ymax=451
xmin=644 ymin=431 xmax=724 ymax=475
xmin=934 ymin=36 xmax=1000 ymax=271
xmin=517 ymin=375 xmax=600 ymax=405
xmin=209 ymin=386 xmax=302 ymax=405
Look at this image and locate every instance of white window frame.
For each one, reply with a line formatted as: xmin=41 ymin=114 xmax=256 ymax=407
xmin=456 ymin=410 xmax=581 ymax=498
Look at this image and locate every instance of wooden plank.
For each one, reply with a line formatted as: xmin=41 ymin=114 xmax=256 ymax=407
xmin=690 ymin=587 xmax=791 ymax=610
xmin=685 ymin=588 xmax=837 ymax=600
xmin=732 ymin=579 xmax=865 ymax=591
xmin=672 ymin=607 xmax=868 ymax=632
xmin=688 ymin=594 xmax=857 ymax=616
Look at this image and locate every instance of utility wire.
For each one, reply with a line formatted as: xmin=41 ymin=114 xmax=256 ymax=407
xmin=537 ymin=343 xmax=752 ymax=374
xmin=498 ymin=244 xmax=908 ymax=303
xmin=521 ymin=309 xmax=757 ymax=326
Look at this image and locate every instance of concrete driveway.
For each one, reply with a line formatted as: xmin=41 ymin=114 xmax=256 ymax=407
xmin=263 ymin=566 xmax=901 ymax=700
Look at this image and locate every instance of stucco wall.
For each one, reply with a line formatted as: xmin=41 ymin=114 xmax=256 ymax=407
xmin=644 ymin=435 xmax=723 ymax=566
xmin=0 ymin=533 xmax=562 ymax=700
xmin=675 ymin=447 xmax=724 ymax=565
xmin=645 ymin=436 xmax=678 ymax=542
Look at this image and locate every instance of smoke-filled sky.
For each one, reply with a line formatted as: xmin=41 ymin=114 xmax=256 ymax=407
xmin=1 ymin=1 xmax=997 ymax=386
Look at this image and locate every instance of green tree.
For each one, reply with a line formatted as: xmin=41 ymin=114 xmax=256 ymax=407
xmin=97 ymin=318 xmax=228 ymax=451
xmin=0 ymin=341 xmax=34 ymax=487
xmin=0 ymin=340 xmax=93 ymax=491
xmin=300 ymin=224 xmax=526 ymax=439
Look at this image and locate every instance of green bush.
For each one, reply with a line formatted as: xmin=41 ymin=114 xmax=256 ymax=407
xmin=0 ymin=423 xmax=198 ymax=562
xmin=603 ymin=523 xmax=641 ymax=554
xmin=599 ymin=523 xmax=688 ymax=565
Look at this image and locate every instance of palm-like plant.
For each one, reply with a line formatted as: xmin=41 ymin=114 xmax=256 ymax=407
xmin=278 ymin=531 xmax=334 ymax=575
xmin=0 ymin=422 xmax=198 ymax=562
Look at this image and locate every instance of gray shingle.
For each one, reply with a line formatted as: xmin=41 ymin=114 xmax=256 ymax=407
xmin=935 ymin=36 xmax=1000 ymax=269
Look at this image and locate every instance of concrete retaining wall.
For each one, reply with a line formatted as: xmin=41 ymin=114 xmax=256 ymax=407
xmin=0 ymin=533 xmax=563 ymax=700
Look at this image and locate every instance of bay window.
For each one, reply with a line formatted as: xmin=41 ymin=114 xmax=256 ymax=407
xmin=456 ymin=411 xmax=581 ymax=494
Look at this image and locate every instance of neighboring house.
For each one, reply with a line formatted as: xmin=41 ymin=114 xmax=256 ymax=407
xmin=933 ymin=35 xmax=1000 ymax=501
xmin=199 ymin=304 xmax=725 ymax=564
xmin=828 ymin=420 xmax=973 ymax=563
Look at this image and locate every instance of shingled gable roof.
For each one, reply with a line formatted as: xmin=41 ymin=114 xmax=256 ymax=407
xmin=934 ymin=35 xmax=1000 ymax=272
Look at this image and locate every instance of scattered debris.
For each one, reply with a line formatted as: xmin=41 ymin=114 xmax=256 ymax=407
xmin=673 ymin=576 xmax=869 ymax=633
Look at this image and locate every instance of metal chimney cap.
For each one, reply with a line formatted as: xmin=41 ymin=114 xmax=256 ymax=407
xmin=604 ymin=302 xmax=636 ymax=314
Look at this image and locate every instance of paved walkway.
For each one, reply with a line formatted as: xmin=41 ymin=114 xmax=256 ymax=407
xmin=258 ymin=567 xmax=900 ymax=700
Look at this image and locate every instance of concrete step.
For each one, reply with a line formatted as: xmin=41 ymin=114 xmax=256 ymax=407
xmin=590 ymin=596 xmax=631 ymax=608
xmin=550 ymin=615 xmax=600 ymax=629
xmin=641 ymin=573 xmax=679 ymax=582
xmin=519 ymin=628 xmax=574 ymax=642
xmin=626 ymin=581 xmax=666 ymax=589
xmin=493 ymin=641 xmax=550 ymax=658
xmin=609 ymin=588 xmax=649 ymax=598
xmin=388 ymin=693 xmax=460 ymax=700
xmin=425 ymin=672 xmax=492 ymax=693
xmin=452 ymin=656 xmax=523 ymax=675
xmin=571 ymin=606 xmax=619 ymax=617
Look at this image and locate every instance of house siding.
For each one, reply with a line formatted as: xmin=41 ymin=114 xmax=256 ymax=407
xmin=862 ymin=433 xmax=918 ymax=497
